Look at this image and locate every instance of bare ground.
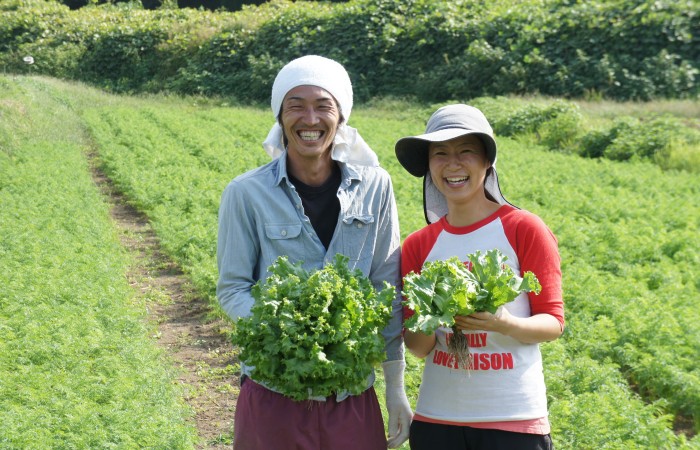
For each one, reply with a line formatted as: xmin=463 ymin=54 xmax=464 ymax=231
xmin=89 ymin=157 xmax=239 ymax=449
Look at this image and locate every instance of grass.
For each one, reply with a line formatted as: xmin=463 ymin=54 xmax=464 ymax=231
xmin=577 ymin=98 xmax=700 ymax=122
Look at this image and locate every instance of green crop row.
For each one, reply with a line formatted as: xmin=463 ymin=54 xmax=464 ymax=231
xmin=79 ymin=81 xmax=700 ymax=446
xmin=2 ymin=74 xmax=699 ymax=448
xmin=1 ymin=0 xmax=698 ymax=102
xmin=84 ymin=84 xmax=700 ymax=448
xmin=0 ymin=76 xmax=198 ymax=448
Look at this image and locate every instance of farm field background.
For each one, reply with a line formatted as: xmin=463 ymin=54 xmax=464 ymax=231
xmin=1 ymin=74 xmax=699 ymax=449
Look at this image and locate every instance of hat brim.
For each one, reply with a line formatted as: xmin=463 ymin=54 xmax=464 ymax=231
xmin=395 ymin=129 xmax=497 ymax=178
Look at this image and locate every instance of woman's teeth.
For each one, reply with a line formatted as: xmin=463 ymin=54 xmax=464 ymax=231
xmin=446 ymin=176 xmax=468 ymax=184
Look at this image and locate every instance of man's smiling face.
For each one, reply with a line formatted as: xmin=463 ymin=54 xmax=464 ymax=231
xmin=280 ymin=85 xmax=341 ymax=162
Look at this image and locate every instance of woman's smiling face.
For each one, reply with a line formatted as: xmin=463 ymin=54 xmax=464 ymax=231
xmin=280 ymin=85 xmax=341 ymax=162
xmin=428 ymin=134 xmax=491 ymax=205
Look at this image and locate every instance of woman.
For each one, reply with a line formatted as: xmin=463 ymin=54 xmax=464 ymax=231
xmin=395 ymin=104 xmax=564 ymax=450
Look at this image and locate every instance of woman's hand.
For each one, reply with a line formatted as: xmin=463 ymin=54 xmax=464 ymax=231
xmin=454 ymin=308 xmax=511 ymax=334
xmin=454 ymin=309 xmax=563 ymax=344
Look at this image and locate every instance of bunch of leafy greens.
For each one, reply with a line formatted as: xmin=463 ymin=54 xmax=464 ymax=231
xmin=233 ymin=254 xmax=395 ymax=401
xmin=402 ymin=249 xmax=541 ymax=366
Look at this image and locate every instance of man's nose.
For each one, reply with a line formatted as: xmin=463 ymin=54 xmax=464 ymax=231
xmin=301 ymin=107 xmax=320 ymax=125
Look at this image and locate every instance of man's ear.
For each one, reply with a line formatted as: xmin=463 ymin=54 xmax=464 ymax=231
xmin=277 ymin=114 xmax=288 ymax=147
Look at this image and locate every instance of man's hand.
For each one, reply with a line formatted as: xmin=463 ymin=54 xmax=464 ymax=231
xmin=382 ymin=360 xmax=412 ymax=448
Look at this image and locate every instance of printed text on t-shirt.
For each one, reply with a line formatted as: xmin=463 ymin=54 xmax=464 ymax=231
xmin=434 ymin=332 xmax=515 ymax=370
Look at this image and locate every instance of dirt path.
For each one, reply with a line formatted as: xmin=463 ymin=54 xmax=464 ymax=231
xmin=89 ymin=157 xmax=239 ymax=449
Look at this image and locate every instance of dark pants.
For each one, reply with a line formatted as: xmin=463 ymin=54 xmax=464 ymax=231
xmin=233 ymin=378 xmax=387 ymax=450
xmin=410 ymin=420 xmax=554 ymax=450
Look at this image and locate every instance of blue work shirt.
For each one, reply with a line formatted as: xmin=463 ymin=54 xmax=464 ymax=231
xmin=216 ymin=151 xmax=404 ymax=401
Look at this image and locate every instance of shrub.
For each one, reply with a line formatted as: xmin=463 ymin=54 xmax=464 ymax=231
xmin=603 ymin=116 xmax=685 ymax=162
xmin=1 ymin=0 xmax=697 ymax=102
xmin=539 ymin=107 xmax=582 ymax=152
xmin=491 ymin=100 xmax=580 ymax=138
xmin=579 ymin=129 xmax=613 ymax=159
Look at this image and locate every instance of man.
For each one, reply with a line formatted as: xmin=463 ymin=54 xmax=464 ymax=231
xmin=217 ymin=55 xmax=412 ymax=449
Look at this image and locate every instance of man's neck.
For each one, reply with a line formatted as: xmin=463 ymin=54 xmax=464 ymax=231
xmin=286 ymin=153 xmax=335 ymax=187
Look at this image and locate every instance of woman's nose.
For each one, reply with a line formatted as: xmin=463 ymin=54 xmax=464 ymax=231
xmin=446 ymin=152 xmax=462 ymax=166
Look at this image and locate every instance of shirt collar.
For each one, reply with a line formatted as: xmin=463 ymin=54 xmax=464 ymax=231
xmin=272 ymin=149 xmax=362 ymax=188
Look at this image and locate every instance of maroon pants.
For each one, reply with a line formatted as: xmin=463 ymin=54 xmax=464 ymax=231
xmin=233 ymin=378 xmax=387 ymax=450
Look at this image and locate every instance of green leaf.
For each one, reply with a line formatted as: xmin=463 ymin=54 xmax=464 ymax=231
xmin=402 ymin=250 xmax=541 ymax=332
xmin=232 ymin=254 xmax=395 ymax=401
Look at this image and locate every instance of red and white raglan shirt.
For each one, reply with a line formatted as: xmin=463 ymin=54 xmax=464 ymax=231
xmin=402 ymin=204 xmax=564 ymax=434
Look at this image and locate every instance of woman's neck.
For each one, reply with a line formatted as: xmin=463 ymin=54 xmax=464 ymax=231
xmin=445 ymin=197 xmax=501 ymax=227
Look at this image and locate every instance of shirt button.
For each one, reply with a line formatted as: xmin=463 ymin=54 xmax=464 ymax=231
xmin=357 ymin=223 xmax=363 ymax=228
xmin=281 ymin=230 xmax=287 ymax=236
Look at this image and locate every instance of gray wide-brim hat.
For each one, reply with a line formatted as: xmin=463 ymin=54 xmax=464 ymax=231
xmin=395 ymin=104 xmax=512 ymax=224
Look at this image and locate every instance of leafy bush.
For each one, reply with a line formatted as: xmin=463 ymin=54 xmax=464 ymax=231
xmin=468 ymin=96 xmax=699 ymax=172
xmin=1 ymin=0 xmax=697 ymax=101
xmin=539 ymin=108 xmax=582 ymax=151
xmin=491 ymin=101 xmax=581 ymax=137
xmin=580 ymin=115 xmax=690 ymax=162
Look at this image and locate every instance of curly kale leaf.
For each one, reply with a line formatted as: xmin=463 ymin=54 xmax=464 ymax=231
xmin=468 ymin=249 xmax=542 ymax=313
xmin=233 ymin=254 xmax=394 ymax=401
xmin=403 ymin=249 xmax=541 ymax=335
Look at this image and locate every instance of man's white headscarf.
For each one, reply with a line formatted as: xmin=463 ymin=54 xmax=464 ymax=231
xmin=262 ymin=55 xmax=379 ymax=167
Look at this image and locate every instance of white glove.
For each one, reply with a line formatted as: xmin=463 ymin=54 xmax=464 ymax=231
xmin=382 ymin=360 xmax=413 ymax=448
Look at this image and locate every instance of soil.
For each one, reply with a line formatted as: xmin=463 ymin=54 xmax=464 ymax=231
xmin=89 ymin=157 xmax=239 ymax=449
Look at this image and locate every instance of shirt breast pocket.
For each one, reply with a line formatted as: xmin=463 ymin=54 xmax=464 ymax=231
xmin=340 ymin=214 xmax=375 ymax=265
xmin=263 ymin=223 xmax=305 ymax=262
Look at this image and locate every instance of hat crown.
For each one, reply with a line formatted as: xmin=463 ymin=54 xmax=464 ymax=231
xmin=426 ymin=104 xmax=493 ymax=137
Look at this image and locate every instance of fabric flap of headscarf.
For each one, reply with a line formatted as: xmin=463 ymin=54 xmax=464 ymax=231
xmin=423 ymin=173 xmax=449 ymax=224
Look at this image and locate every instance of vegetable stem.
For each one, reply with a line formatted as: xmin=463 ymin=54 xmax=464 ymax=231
xmin=448 ymin=325 xmax=472 ymax=369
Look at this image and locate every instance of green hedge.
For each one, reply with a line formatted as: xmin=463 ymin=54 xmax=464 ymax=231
xmin=468 ymin=96 xmax=700 ymax=171
xmin=1 ymin=0 xmax=698 ymax=101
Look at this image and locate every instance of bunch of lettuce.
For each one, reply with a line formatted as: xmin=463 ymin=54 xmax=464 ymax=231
xmin=233 ymin=254 xmax=395 ymax=401
xmin=403 ymin=249 xmax=541 ymax=366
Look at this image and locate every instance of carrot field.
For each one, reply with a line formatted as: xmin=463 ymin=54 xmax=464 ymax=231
xmin=1 ymin=74 xmax=699 ymax=449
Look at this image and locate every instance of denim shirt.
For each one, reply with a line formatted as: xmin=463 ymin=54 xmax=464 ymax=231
xmin=217 ymin=152 xmax=404 ymax=401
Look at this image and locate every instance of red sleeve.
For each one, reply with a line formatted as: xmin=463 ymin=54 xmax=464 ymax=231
xmin=502 ymin=209 xmax=565 ymax=328
xmin=400 ymin=222 xmax=443 ymax=323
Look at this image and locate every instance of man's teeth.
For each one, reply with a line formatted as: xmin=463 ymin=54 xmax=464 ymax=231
xmin=446 ymin=176 xmax=468 ymax=184
xmin=299 ymin=131 xmax=322 ymax=141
